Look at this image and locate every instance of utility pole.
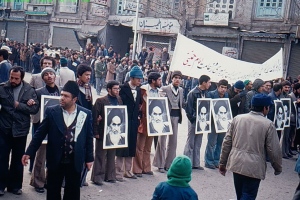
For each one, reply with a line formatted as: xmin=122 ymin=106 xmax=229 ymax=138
xmin=132 ymin=0 xmax=139 ymax=60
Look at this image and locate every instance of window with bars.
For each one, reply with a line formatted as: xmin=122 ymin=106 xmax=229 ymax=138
xmin=157 ymin=0 xmax=180 ymax=15
xmin=205 ymin=0 xmax=235 ymax=19
xmin=59 ymin=0 xmax=78 ymax=13
xmin=256 ymin=0 xmax=284 ymax=18
xmin=116 ymin=0 xmax=136 ymax=15
xmin=14 ymin=0 xmax=23 ymax=10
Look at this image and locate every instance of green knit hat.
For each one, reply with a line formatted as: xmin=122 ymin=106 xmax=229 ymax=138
xmin=167 ymin=155 xmax=192 ymax=187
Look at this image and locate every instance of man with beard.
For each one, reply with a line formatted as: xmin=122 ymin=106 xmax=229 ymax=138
xmin=149 ymin=100 xmax=170 ymax=134
xmin=91 ymin=81 xmax=122 ymax=185
xmin=67 ymin=52 xmax=80 ymax=77
xmin=30 ymin=67 xmax=62 ymax=193
xmin=22 ymin=81 xmax=94 ymax=200
xmin=204 ymin=79 xmax=229 ymax=169
xmin=215 ymin=101 xmax=230 ymax=131
xmin=275 ymin=103 xmax=285 ymax=129
xmin=106 ymin=109 xmax=125 ymax=146
xmin=0 ymin=66 xmax=39 ymax=196
xmin=133 ymin=72 xmax=162 ymax=177
xmin=197 ymin=101 xmax=210 ymax=132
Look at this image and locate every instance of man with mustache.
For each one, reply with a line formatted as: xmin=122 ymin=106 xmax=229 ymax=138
xmin=0 ymin=66 xmax=39 ymax=196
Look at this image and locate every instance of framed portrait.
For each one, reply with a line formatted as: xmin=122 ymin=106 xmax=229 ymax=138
xmin=274 ymin=100 xmax=285 ymax=131
xmin=147 ymin=97 xmax=173 ymax=136
xmin=294 ymin=101 xmax=300 ymax=130
xmin=195 ymin=98 xmax=211 ymax=134
xmin=103 ymin=106 xmax=128 ymax=149
xmin=281 ymin=98 xmax=291 ymax=127
xmin=40 ymin=95 xmax=61 ymax=144
xmin=211 ymin=98 xmax=232 ymax=133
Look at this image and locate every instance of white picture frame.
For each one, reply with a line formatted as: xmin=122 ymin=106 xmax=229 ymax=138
xmin=146 ymin=97 xmax=173 ymax=136
xmin=281 ymin=98 xmax=291 ymax=128
xmin=195 ymin=98 xmax=211 ymax=134
xmin=103 ymin=105 xmax=128 ymax=149
xmin=211 ymin=98 xmax=233 ymax=133
xmin=40 ymin=95 xmax=60 ymax=144
xmin=274 ymin=100 xmax=285 ymax=131
xmin=294 ymin=101 xmax=300 ymax=130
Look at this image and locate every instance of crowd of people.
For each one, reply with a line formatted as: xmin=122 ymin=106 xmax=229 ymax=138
xmin=0 ymin=40 xmax=299 ymax=200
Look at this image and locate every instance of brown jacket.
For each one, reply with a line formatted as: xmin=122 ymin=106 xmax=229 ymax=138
xmin=92 ymin=95 xmax=123 ymax=140
xmin=137 ymin=85 xmax=149 ymax=135
xmin=220 ymin=111 xmax=282 ymax=180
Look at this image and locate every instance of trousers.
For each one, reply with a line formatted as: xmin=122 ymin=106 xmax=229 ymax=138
xmin=153 ymin=116 xmax=179 ymax=169
xmin=233 ymin=173 xmax=261 ymax=200
xmin=183 ymin=120 xmax=203 ymax=167
xmin=30 ymin=144 xmax=47 ymax=188
xmin=115 ymin=157 xmax=133 ymax=179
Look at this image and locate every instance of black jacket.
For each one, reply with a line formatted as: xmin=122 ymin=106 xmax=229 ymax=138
xmin=185 ymin=87 xmax=208 ymax=124
xmin=25 ymin=104 xmax=94 ymax=173
xmin=0 ymin=81 xmax=39 ymax=137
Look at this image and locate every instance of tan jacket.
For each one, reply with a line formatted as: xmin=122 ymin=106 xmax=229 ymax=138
xmin=220 ymin=111 xmax=282 ymax=180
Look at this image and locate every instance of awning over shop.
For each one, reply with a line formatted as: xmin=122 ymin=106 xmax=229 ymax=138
xmin=74 ymin=25 xmax=106 ymax=48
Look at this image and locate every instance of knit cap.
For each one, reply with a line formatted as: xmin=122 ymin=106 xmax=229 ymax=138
xmin=234 ymin=80 xmax=245 ymax=90
xmin=251 ymin=93 xmax=273 ymax=107
xmin=41 ymin=67 xmax=56 ymax=78
xmin=172 ymin=71 xmax=182 ymax=79
xmin=243 ymin=80 xmax=250 ymax=86
xmin=167 ymin=155 xmax=192 ymax=187
xmin=129 ymin=66 xmax=143 ymax=79
xmin=60 ymin=57 xmax=68 ymax=66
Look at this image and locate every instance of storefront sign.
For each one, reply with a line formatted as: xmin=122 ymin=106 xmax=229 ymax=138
xmin=108 ymin=15 xmax=135 ymax=26
xmin=91 ymin=4 xmax=108 ymax=17
xmin=133 ymin=18 xmax=180 ymax=34
xmin=204 ymin=13 xmax=229 ymax=26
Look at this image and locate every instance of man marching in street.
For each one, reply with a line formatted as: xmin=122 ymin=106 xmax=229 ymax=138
xmin=184 ymin=75 xmax=211 ymax=170
xmin=91 ymin=80 xmax=123 ymax=185
xmin=219 ymin=93 xmax=282 ymax=199
xmin=133 ymin=72 xmax=162 ymax=177
xmin=30 ymin=67 xmax=62 ymax=193
xmin=22 ymin=80 xmax=94 ymax=200
xmin=205 ymin=79 xmax=229 ymax=169
xmin=153 ymin=71 xmax=183 ymax=172
xmin=115 ymin=66 xmax=143 ymax=181
xmin=0 ymin=66 xmax=39 ymax=196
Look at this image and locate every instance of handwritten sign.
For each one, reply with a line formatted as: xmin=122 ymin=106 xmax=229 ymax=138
xmin=222 ymin=47 xmax=238 ymax=59
xmin=108 ymin=15 xmax=135 ymax=26
xmin=124 ymin=0 xmax=143 ymax=12
xmin=204 ymin=13 xmax=229 ymax=26
xmin=170 ymin=33 xmax=283 ymax=83
xmin=132 ymin=18 xmax=180 ymax=34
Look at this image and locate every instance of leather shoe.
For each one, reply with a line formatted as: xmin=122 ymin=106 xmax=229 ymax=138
xmin=124 ymin=171 xmax=137 ymax=179
xmin=290 ymin=150 xmax=297 ymax=155
xmin=142 ymin=171 xmax=154 ymax=175
xmin=283 ymin=155 xmax=289 ymax=159
xmin=35 ymin=187 xmax=45 ymax=193
xmin=116 ymin=178 xmax=124 ymax=182
xmin=104 ymin=180 xmax=116 ymax=183
xmin=83 ymin=182 xmax=89 ymax=186
xmin=158 ymin=168 xmax=165 ymax=173
xmin=0 ymin=190 xmax=4 ymax=196
xmin=287 ymin=153 xmax=293 ymax=158
xmin=134 ymin=173 xmax=142 ymax=177
xmin=93 ymin=181 xmax=103 ymax=186
xmin=205 ymin=164 xmax=216 ymax=169
xmin=193 ymin=166 xmax=204 ymax=170
xmin=8 ymin=189 xmax=22 ymax=195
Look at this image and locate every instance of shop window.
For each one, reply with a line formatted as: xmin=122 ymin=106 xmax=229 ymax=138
xmin=59 ymin=0 xmax=77 ymax=13
xmin=205 ymin=0 xmax=235 ymax=19
xmin=256 ymin=0 xmax=284 ymax=18
xmin=14 ymin=0 xmax=23 ymax=10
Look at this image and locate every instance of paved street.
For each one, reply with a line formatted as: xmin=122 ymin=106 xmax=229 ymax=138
xmin=1 ymin=72 xmax=298 ymax=200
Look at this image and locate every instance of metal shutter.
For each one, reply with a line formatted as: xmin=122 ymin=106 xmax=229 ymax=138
xmin=52 ymin=27 xmax=80 ymax=50
xmin=241 ymin=41 xmax=283 ymax=64
xmin=196 ymin=40 xmax=225 ymax=54
xmin=28 ymin=23 xmax=49 ymax=44
xmin=287 ymin=42 xmax=300 ymax=80
xmin=7 ymin=21 xmax=25 ymax=42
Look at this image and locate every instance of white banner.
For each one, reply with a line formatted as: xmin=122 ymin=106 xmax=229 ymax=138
xmin=170 ymin=33 xmax=283 ymax=83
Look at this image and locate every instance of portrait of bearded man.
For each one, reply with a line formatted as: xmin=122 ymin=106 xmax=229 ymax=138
xmin=148 ymin=99 xmax=170 ymax=134
xmin=196 ymin=99 xmax=211 ymax=133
